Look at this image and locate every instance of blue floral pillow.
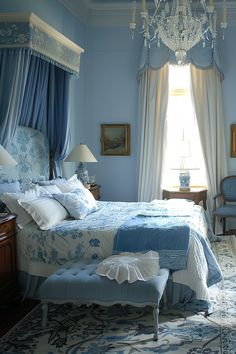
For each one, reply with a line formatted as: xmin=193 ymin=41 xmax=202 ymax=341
xmin=53 ymin=188 xmax=98 ymax=220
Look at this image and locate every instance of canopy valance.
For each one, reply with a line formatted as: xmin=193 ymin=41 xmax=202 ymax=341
xmin=139 ymin=37 xmax=223 ymax=80
xmin=0 ymin=12 xmax=84 ymax=76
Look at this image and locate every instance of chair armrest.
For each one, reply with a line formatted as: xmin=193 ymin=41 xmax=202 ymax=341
xmin=213 ymin=193 xmax=222 ymax=200
xmin=213 ymin=193 xmax=222 ymax=212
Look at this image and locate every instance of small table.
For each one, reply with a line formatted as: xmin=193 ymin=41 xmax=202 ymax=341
xmin=162 ymin=188 xmax=207 ymax=210
xmin=89 ymin=184 xmax=101 ymax=200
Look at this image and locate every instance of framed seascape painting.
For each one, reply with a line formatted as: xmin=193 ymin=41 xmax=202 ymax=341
xmin=231 ymin=124 xmax=236 ymax=157
xmin=101 ymin=124 xmax=130 ymax=156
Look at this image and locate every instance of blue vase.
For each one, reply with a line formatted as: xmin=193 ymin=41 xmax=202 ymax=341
xmin=179 ymin=171 xmax=190 ymax=191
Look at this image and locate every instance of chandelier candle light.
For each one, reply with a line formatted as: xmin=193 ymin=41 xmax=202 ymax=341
xmin=130 ymin=0 xmax=227 ymax=64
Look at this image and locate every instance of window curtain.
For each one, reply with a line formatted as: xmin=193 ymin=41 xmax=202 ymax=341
xmin=138 ymin=64 xmax=169 ymax=201
xmin=0 ymin=49 xmax=70 ymax=177
xmin=190 ymin=65 xmax=228 ymax=219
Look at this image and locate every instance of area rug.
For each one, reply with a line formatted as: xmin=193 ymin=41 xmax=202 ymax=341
xmin=1 ymin=236 xmax=236 ymax=354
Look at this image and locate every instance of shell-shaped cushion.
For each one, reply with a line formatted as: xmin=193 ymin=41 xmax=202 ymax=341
xmin=96 ymin=251 xmax=160 ymax=284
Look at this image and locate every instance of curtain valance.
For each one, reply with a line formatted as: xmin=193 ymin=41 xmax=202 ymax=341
xmin=139 ymin=37 xmax=223 ymax=80
xmin=0 ymin=12 xmax=84 ymax=76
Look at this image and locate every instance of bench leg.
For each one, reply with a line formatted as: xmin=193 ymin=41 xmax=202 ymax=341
xmin=42 ymin=302 xmax=48 ymax=328
xmin=153 ymin=306 xmax=159 ymax=341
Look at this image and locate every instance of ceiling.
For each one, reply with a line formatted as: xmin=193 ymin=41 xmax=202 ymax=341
xmin=59 ymin=0 xmax=236 ymax=27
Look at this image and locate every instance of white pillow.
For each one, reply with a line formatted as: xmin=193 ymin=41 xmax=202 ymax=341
xmin=36 ymin=184 xmax=62 ymax=196
xmin=0 ymin=187 xmax=39 ymax=228
xmin=18 ymin=197 xmax=69 ymax=230
xmin=54 ymin=174 xmax=86 ymax=193
xmin=53 ymin=187 xmax=97 ymax=220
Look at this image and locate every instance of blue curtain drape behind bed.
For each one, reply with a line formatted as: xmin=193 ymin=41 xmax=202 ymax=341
xmin=0 ymin=49 xmax=70 ymax=176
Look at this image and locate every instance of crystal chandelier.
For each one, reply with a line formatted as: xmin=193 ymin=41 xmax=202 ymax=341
xmin=130 ymin=0 xmax=227 ymax=64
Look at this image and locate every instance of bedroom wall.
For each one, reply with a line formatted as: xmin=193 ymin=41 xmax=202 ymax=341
xmin=220 ymin=27 xmax=236 ymax=175
xmin=1 ymin=1 xmax=236 ymax=204
xmin=85 ymin=27 xmax=143 ymax=201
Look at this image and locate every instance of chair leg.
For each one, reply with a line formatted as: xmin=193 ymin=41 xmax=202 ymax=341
xmin=222 ymin=218 xmax=226 ymax=234
xmin=212 ymin=215 xmax=216 ymax=234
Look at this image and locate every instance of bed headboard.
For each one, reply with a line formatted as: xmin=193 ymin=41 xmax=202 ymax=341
xmin=0 ymin=126 xmax=50 ymax=184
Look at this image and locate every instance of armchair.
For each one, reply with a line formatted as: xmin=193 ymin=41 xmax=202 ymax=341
xmin=212 ymin=176 xmax=236 ymax=234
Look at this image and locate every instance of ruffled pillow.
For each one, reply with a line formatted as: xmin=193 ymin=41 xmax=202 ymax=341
xmin=95 ymin=251 xmax=160 ymax=284
xmin=53 ymin=187 xmax=97 ymax=220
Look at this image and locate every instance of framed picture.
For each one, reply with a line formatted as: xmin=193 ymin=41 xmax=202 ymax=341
xmin=230 ymin=124 xmax=236 ymax=157
xmin=101 ymin=124 xmax=130 ymax=156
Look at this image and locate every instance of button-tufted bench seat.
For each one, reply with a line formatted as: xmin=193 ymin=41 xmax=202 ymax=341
xmin=39 ymin=259 xmax=169 ymax=341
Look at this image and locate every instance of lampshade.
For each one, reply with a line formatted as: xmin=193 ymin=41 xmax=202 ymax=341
xmin=0 ymin=145 xmax=17 ymax=166
xmin=65 ymin=144 xmax=97 ymax=163
xmin=65 ymin=144 xmax=97 ymax=184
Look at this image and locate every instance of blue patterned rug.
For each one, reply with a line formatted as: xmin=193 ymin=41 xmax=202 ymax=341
xmin=1 ymin=236 xmax=236 ymax=354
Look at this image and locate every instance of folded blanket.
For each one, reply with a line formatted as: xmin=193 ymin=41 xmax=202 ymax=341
xmin=113 ymin=215 xmax=190 ymax=270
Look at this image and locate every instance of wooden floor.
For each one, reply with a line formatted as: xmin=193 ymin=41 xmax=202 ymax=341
xmin=0 ymin=299 xmax=40 ymax=337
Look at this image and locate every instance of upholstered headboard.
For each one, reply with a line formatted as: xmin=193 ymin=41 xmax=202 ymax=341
xmin=0 ymin=126 xmax=50 ymax=184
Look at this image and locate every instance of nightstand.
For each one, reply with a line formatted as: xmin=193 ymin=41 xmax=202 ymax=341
xmin=162 ymin=188 xmax=207 ymax=210
xmin=89 ymin=184 xmax=101 ymax=200
xmin=0 ymin=213 xmax=19 ymax=305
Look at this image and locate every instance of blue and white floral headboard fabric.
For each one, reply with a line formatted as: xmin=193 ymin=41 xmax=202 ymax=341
xmin=0 ymin=126 xmax=50 ymax=185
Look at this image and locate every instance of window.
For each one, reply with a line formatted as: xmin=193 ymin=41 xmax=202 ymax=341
xmin=162 ymin=65 xmax=207 ymax=188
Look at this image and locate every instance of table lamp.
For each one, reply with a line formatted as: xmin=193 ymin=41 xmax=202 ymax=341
xmin=65 ymin=144 xmax=97 ymax=184
xmin=0 ymin=144 xmax=17 ymax=167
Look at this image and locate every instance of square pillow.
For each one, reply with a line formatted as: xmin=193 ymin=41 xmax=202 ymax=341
xmin=0 ymin=187 xmax=39 ymax=228
xmin=53 ymin=188 xmax=97 ymax=220
xmin=18 ymin=197 xmax=69 ymax=230
xmin=38 ymin=177 xmax=66 ymax=186
xmin=36 ymin=184 xmax=62 ymax=196
xmin=54 ymin=174 xmax=86 ymax=193
xmin=0 ymin=181 xmax=21 ymax=193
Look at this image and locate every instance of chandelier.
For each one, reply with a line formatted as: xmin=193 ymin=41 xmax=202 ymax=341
xmin=130 ymin=0 xmax=227 ymax=64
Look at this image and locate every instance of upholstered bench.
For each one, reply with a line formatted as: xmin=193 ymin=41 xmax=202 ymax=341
xmin=39 ymin=259 xmax=169 ymax=341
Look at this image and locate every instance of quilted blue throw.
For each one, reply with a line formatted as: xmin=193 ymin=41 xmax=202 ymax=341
xmin=113 ymin=215 xmax=190 ymax=270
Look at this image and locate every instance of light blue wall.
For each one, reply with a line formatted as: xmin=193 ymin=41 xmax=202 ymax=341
xmin=1 ymin=0 xmax=236 ymax=203
xmin=220 ymin=27 xmax=236 ymax=175
xmin=85 ymin=27 xmax=143 ymax=201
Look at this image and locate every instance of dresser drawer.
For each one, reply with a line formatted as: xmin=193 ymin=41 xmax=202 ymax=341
xmin=0 ymin=219 xmax=16 ymax=238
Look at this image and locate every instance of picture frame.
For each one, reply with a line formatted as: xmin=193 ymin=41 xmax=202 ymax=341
xmin=230 ymin=124 xmax=236 ymax=157
xmin=101 ymin=124 xmax=130 ymax=156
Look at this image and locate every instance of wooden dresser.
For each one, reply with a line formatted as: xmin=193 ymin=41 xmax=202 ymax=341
xmin=0 ymin=213 xmax=18 ymax=305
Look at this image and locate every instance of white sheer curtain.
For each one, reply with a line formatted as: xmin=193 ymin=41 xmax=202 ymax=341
xmin=190 ymin=65 xmax=228 ymax=217
xmin=138 ymin=65 xmax=169 ymax=201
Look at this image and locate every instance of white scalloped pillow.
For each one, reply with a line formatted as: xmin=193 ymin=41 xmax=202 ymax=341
xmin=18 ymin=197 xmax=69 ymax=230
xmin=96 ymin=251 xmax=160 ymax=284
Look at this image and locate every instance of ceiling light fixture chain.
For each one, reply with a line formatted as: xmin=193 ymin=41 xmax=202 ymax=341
xmin=129 ymin=0 xmax=227 ymax=65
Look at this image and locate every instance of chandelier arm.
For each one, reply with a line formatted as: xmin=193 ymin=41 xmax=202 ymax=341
xmin=131 ymin=0 xmax=226 ymax=65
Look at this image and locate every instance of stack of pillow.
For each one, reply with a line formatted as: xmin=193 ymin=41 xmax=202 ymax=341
xmin=0 ymin=175 xmax=98 ymax=230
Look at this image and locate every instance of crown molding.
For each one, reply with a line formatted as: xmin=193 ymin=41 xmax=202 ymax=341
xmin=58 ymin=0 xmax=89 ymax=24
xmin=59 ymin=0 xmax=236 ymax=28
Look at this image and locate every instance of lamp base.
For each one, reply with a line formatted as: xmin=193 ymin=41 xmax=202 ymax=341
xmin=75 ymin=162 xmax=89 ymax=184
xmin=179 ymin=171 xmax=190 ymax=191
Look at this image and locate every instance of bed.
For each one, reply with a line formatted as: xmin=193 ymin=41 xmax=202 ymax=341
xmin=0 ymin=126 xmax=222 ymax=313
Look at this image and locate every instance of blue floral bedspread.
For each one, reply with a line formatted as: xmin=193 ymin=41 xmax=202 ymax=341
xmin=17 ymin=199 xmax=222 ymax=303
